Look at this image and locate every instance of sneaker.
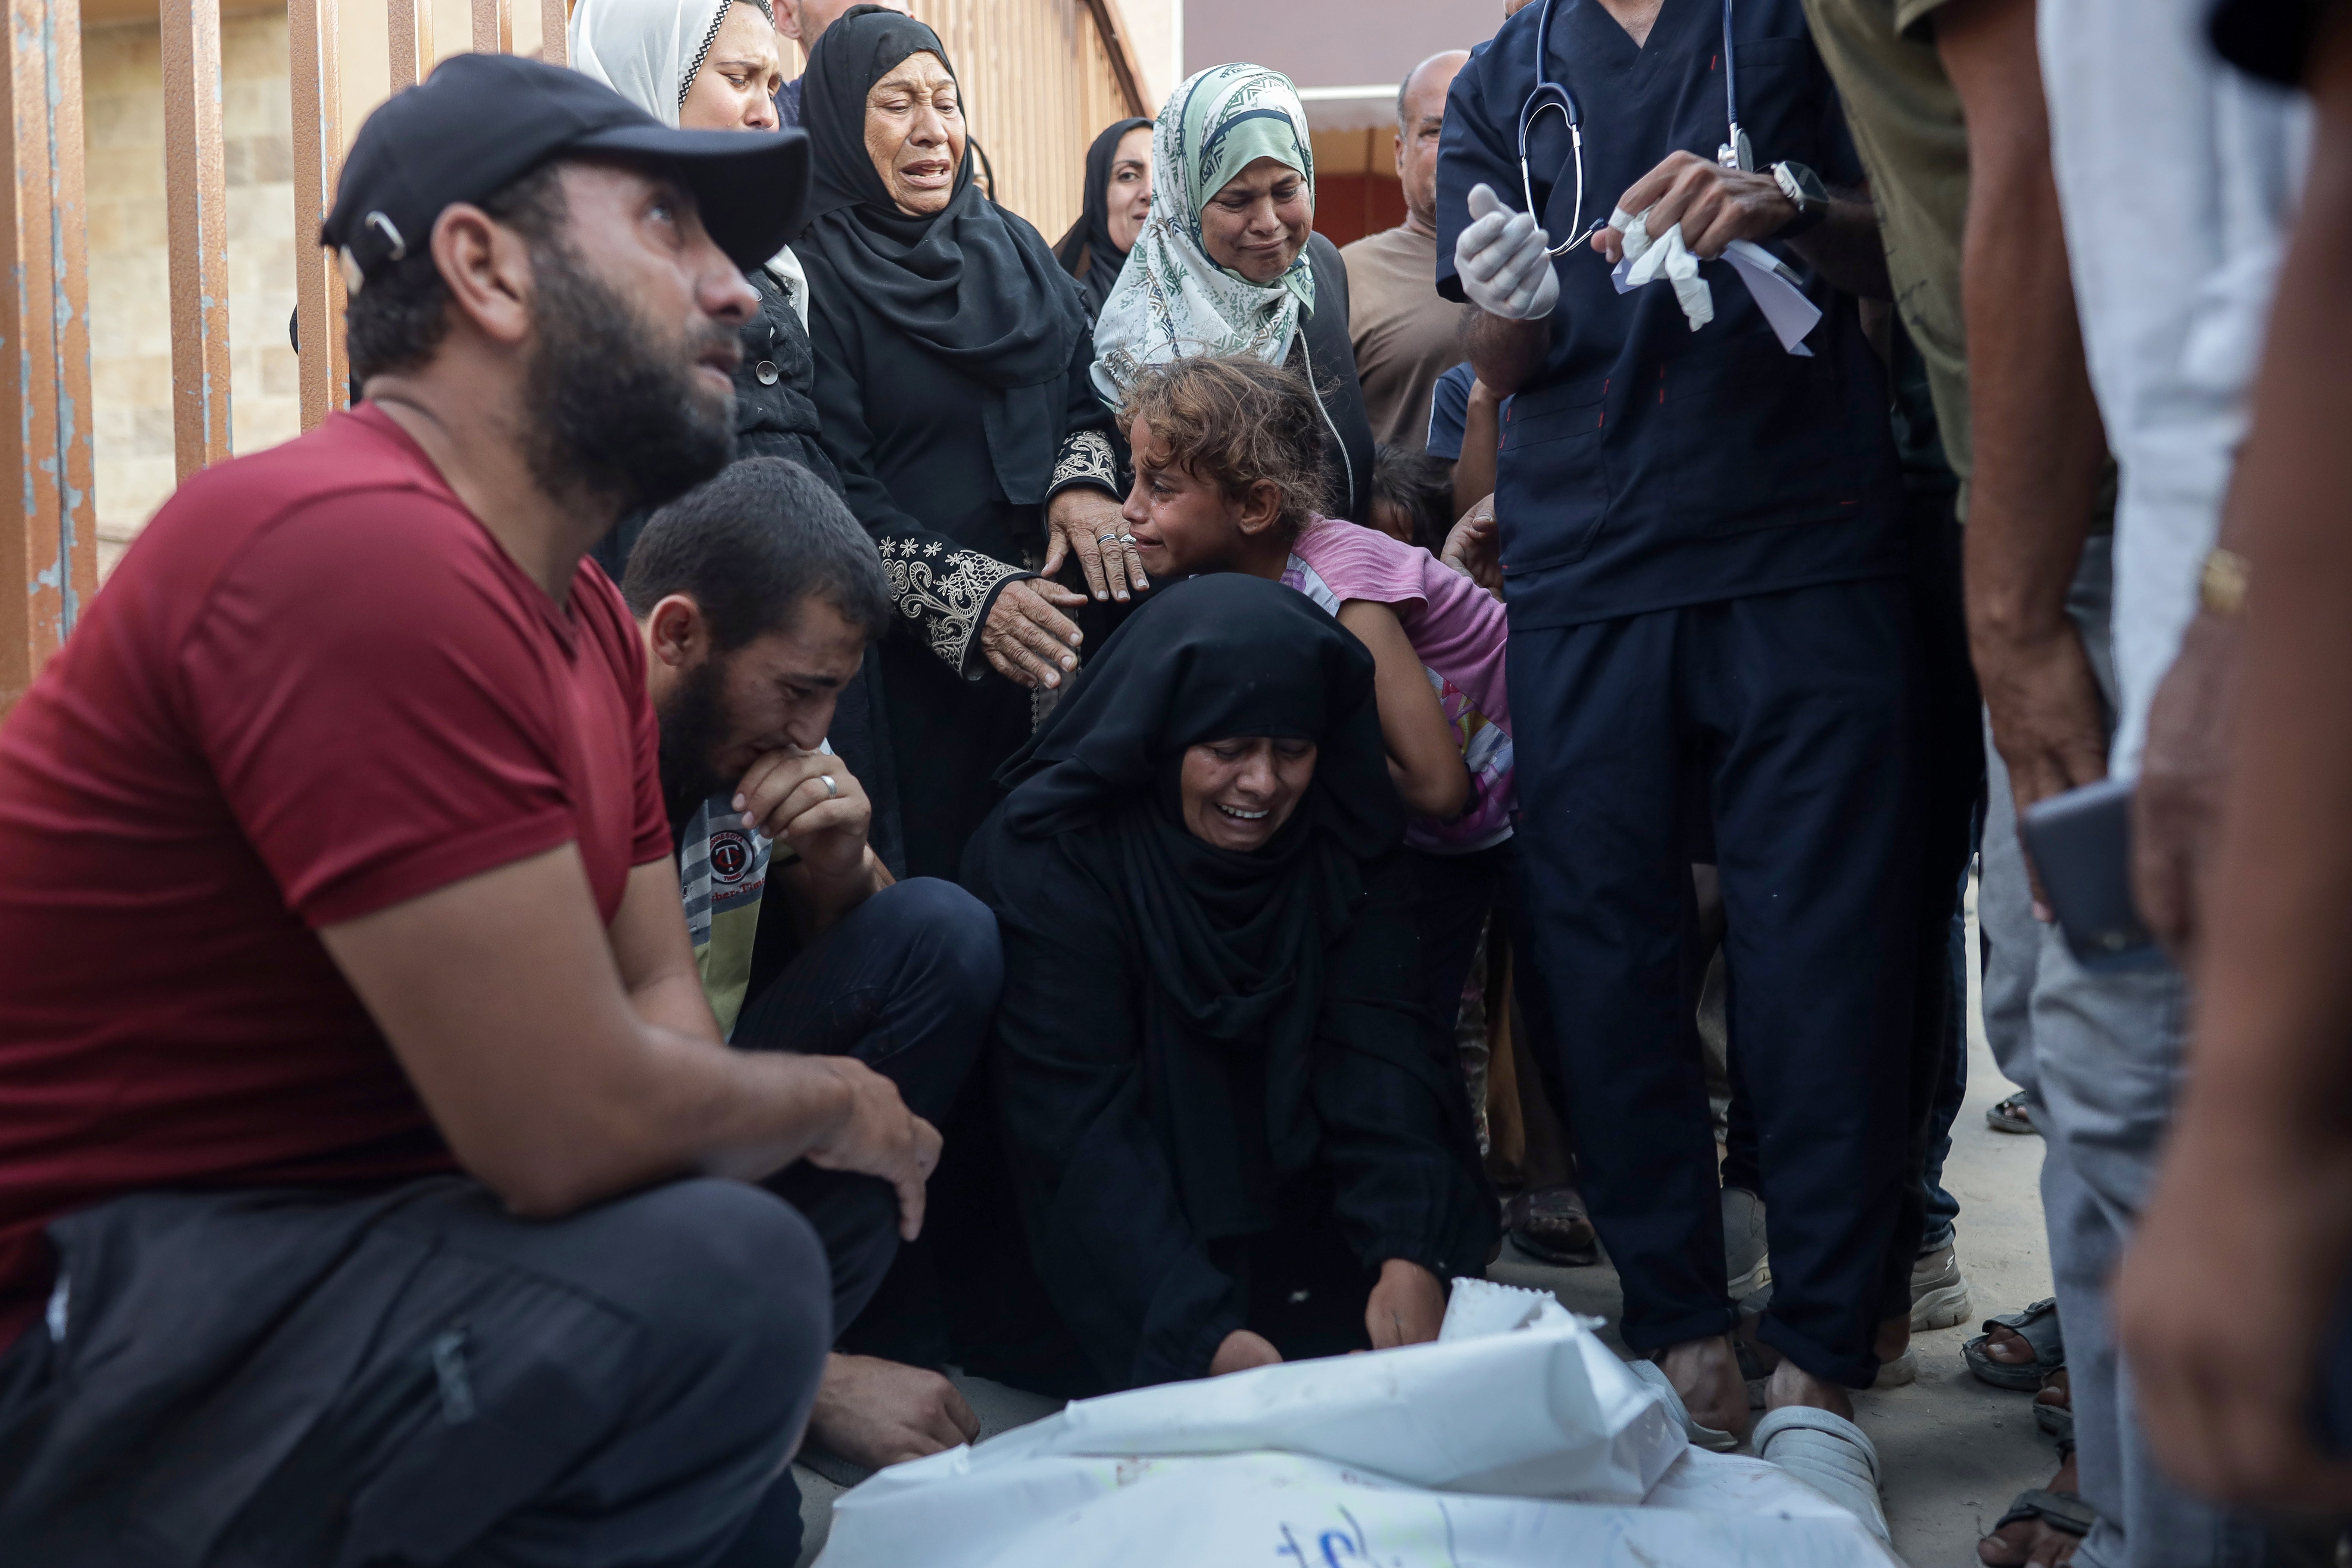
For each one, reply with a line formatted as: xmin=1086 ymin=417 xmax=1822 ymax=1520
xmin=1910 ymin=1241 xmax=1973 ymax=1331
xmin=1871 ymin=1346 xmax=1920 ymax=1389
xmin=1723 ymin=1185 xmax=1770 ymax=1303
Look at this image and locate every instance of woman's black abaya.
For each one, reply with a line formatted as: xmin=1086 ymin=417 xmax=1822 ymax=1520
xmin=961 ymin=577 xmax=1497 ymax=1390
xmin=794 ymin=5 xmax=1122 ymax=880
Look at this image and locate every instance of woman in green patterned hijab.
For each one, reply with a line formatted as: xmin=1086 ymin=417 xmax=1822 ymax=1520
xmin=1091 ymin=63 xmax=1378 ymax=520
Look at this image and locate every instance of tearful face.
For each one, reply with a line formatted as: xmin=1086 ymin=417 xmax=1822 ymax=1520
xmin=1179 ymin=736 xmax=1318 ymax=852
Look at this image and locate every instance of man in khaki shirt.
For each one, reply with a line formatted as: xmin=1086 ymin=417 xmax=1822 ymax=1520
xmin=1342 ymin=49 xmax=1472 ymax=453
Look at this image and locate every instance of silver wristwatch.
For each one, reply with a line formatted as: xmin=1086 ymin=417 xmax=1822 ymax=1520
xmin=1771 ymin=160 xmax=1829 ymax=239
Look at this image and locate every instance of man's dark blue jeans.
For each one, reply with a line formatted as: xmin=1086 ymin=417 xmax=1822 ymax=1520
xmin=730 ymin=875 xmax=1002 ymax=1343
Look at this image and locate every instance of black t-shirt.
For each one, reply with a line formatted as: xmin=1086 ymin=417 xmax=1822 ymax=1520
xmin=1435 ymin=0 xmax=1904 ymax=630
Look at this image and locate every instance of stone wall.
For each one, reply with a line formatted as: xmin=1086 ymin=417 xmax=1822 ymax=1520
xmin=82 ymin=10 xmax=300 ymax=577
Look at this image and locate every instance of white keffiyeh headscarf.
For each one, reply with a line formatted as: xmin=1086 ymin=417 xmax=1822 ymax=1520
xmin=1089 ymin=63 xmax=1317 ymax=402
xmin=567 ymin=0 xmax=806 ymax=324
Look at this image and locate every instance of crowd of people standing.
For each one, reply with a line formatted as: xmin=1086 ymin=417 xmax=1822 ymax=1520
xmin=0 ymin=0 xmax=2349 ymax=1562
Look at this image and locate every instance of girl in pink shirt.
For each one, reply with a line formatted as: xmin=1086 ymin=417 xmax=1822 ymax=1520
xmin=1111 ymin=354 xmax=1516 ymax=1051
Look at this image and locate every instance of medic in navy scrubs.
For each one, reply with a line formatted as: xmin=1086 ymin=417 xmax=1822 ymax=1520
xmin=1437 ymin=0 xmax=1921 ymax=1434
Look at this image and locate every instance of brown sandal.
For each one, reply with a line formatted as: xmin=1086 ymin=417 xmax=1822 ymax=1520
xmin=1506 ymin=1186 xmax=1599 ymax=1266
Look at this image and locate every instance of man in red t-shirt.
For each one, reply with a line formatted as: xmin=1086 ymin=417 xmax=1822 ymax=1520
xmin=0 ymin=54 xmax=930 ymax=1568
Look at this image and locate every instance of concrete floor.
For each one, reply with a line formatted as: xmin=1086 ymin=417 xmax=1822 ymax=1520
xmin=794 ymin=889 xmax=2064 ymax=1566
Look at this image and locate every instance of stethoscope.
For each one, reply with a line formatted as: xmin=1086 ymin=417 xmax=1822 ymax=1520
xmin=1519 ymin=0 xmax=1752 ymax=256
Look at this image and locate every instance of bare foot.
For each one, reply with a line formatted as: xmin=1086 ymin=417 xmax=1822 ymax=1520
xmin=806 ymin=1352 xmax=980 ymax=1471
xmin=1659 ymin=1334 xmax=1749 ymax=1439
xmin=2036 ymin=1366 xmax=2072 ymax=1412
xmin=1210 ymin=1328 xmax=1284 ymax=1376
xmin=1763 ymin=1354 xmax=1856 ymax=1421
xmin=1983 ymin=1322 xmax=2039 ymax=1365
xmin=1978 ymin=1454 xmax=2084 ymax=1566
xmin=1875 ymin=1311 xmax=1911 ymax=1365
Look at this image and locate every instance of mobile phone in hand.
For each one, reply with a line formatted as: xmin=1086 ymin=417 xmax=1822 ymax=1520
xmin=2019 ymin=777 xmax=2162 ymax=973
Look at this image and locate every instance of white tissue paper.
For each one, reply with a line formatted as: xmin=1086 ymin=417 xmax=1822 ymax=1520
xmin=1610 ymin=204 xmax=1714 ymax=331
xmin=1609 ymin=205 xmax=1824 ymax=355
xmin=811 ymin=1278 xmax=1903 ymax=1568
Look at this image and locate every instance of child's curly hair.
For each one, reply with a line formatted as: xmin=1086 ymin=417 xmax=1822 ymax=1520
xmin=1116 ymin=355 xmax=1332 ymax=544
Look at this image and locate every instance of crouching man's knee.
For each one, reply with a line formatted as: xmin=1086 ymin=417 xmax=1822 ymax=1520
xmin=617 ymin=1178 xmax=833 ymax=1441
xmin=887 ymin=876 xmax=1004 ymax=1017
xmin=462 ymin=1179 xmax=832 ymax=1566
xmin=458 ymin=1180 xmax=833 ymax=1564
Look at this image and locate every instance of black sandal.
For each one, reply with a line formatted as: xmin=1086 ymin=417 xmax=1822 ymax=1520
xmin=1988 ymin=1487 xmax=2095 ymax=1543
xmin=1986 ymin=1092 xmax=2040 ymax=1135
xmin=2035 ymin=1367 xmax=2074 ymax=1443
xmin=1965 ymin=1297 xmax=2065 ymax=1391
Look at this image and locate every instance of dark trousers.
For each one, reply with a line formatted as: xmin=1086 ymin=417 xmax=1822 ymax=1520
xmin=1403 ymin=841 xmax=1512 ymax=1034
xmin=732 ymin=876 xmax=1002 ymax=1347
xmin=0 ymin=1178 xmax=830 ymax=1568
xmin=1508 ymin=579 xmax=1921 ymax=1387
xmin=1895 ymin=502 xmax=1982 ymax=1280
xmin=1721 ymin=506 xmax=1981 ymax=1287
xmin=713 ymin=877 xmax=1000 ymax=1565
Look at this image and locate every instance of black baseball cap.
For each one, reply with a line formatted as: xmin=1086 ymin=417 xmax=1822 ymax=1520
xmin=324 ymin=52 xmax=810 ymax=290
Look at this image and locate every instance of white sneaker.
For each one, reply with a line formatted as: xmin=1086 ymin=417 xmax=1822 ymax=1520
xmin=1723 ymin=1186 xmax=1770 ymax=1303
xmin=1909 ymin=1241 xmax=1973 ymax=1332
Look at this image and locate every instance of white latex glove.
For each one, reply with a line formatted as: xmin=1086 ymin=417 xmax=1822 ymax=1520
xmin=1456 ymin=183 xmax=1560 ymax=321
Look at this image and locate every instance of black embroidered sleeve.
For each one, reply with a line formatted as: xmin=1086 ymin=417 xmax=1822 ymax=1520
xmin=1045 ymin=428 xmax=1121 ymax=503
xmin=876 ymin=534 xmax=1035 ymax=681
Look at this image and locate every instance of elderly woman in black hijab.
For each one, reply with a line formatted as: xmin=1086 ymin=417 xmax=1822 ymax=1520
xmin=1053 ymin=116 xmax=1152 ymax=319
xmin=964 ymin=576 xmax=1497 ymax=1390
xmin=795 ymin=6 xmax=1133 ymax=882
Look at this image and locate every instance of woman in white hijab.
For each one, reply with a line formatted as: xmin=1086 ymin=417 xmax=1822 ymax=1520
xmin=571 ymin=0 xmax=840 ymax=547
xmin=1091 ymin=63 xmax=1377 ymax=524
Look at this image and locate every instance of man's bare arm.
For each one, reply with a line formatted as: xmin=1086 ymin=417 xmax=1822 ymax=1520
xmin=2133 ymin=547 xmax=2244 ymax=963
xmin=1580 ymin=153 xmax=1891 ymax=301
xmin=321 ymin=844 xmax=937 ymax=1230
xmin=2117 ymin=20 xmax=2352 ymax=1505
xmin=606 ymin=857 xmax=726 ymax=1041
xmin=1787 ymin=190 xmax=1891 ymax=302
xmin=1941 ymin=0 xmax=2112 ymax=838
xmin=1593 ymin=155 xmax=1889 ymax=300
xmin=1466 ymin=311 xmax=1551 ymax=397
xmin=1453 ymin=378 xmax=1504 ymax=520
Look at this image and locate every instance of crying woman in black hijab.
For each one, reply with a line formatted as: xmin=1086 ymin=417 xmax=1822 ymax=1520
xmin=962 ymin=575 xmax=1496 ymax=1392
xmin=792 ymin=4 xmax=1133 ymax=885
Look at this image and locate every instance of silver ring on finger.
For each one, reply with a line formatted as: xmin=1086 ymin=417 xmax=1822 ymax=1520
xmin=1096 ymin=533 xmax=1120 ymax=545
xmin=820 ymin=773 xmax=838 ymax=799
xmin=1117 ymin=534 xmax=1138 ymax=545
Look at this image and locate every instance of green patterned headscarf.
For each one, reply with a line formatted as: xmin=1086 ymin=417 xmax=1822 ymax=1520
xmin=1090 ymin=63 xmax=1316 ymax=401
